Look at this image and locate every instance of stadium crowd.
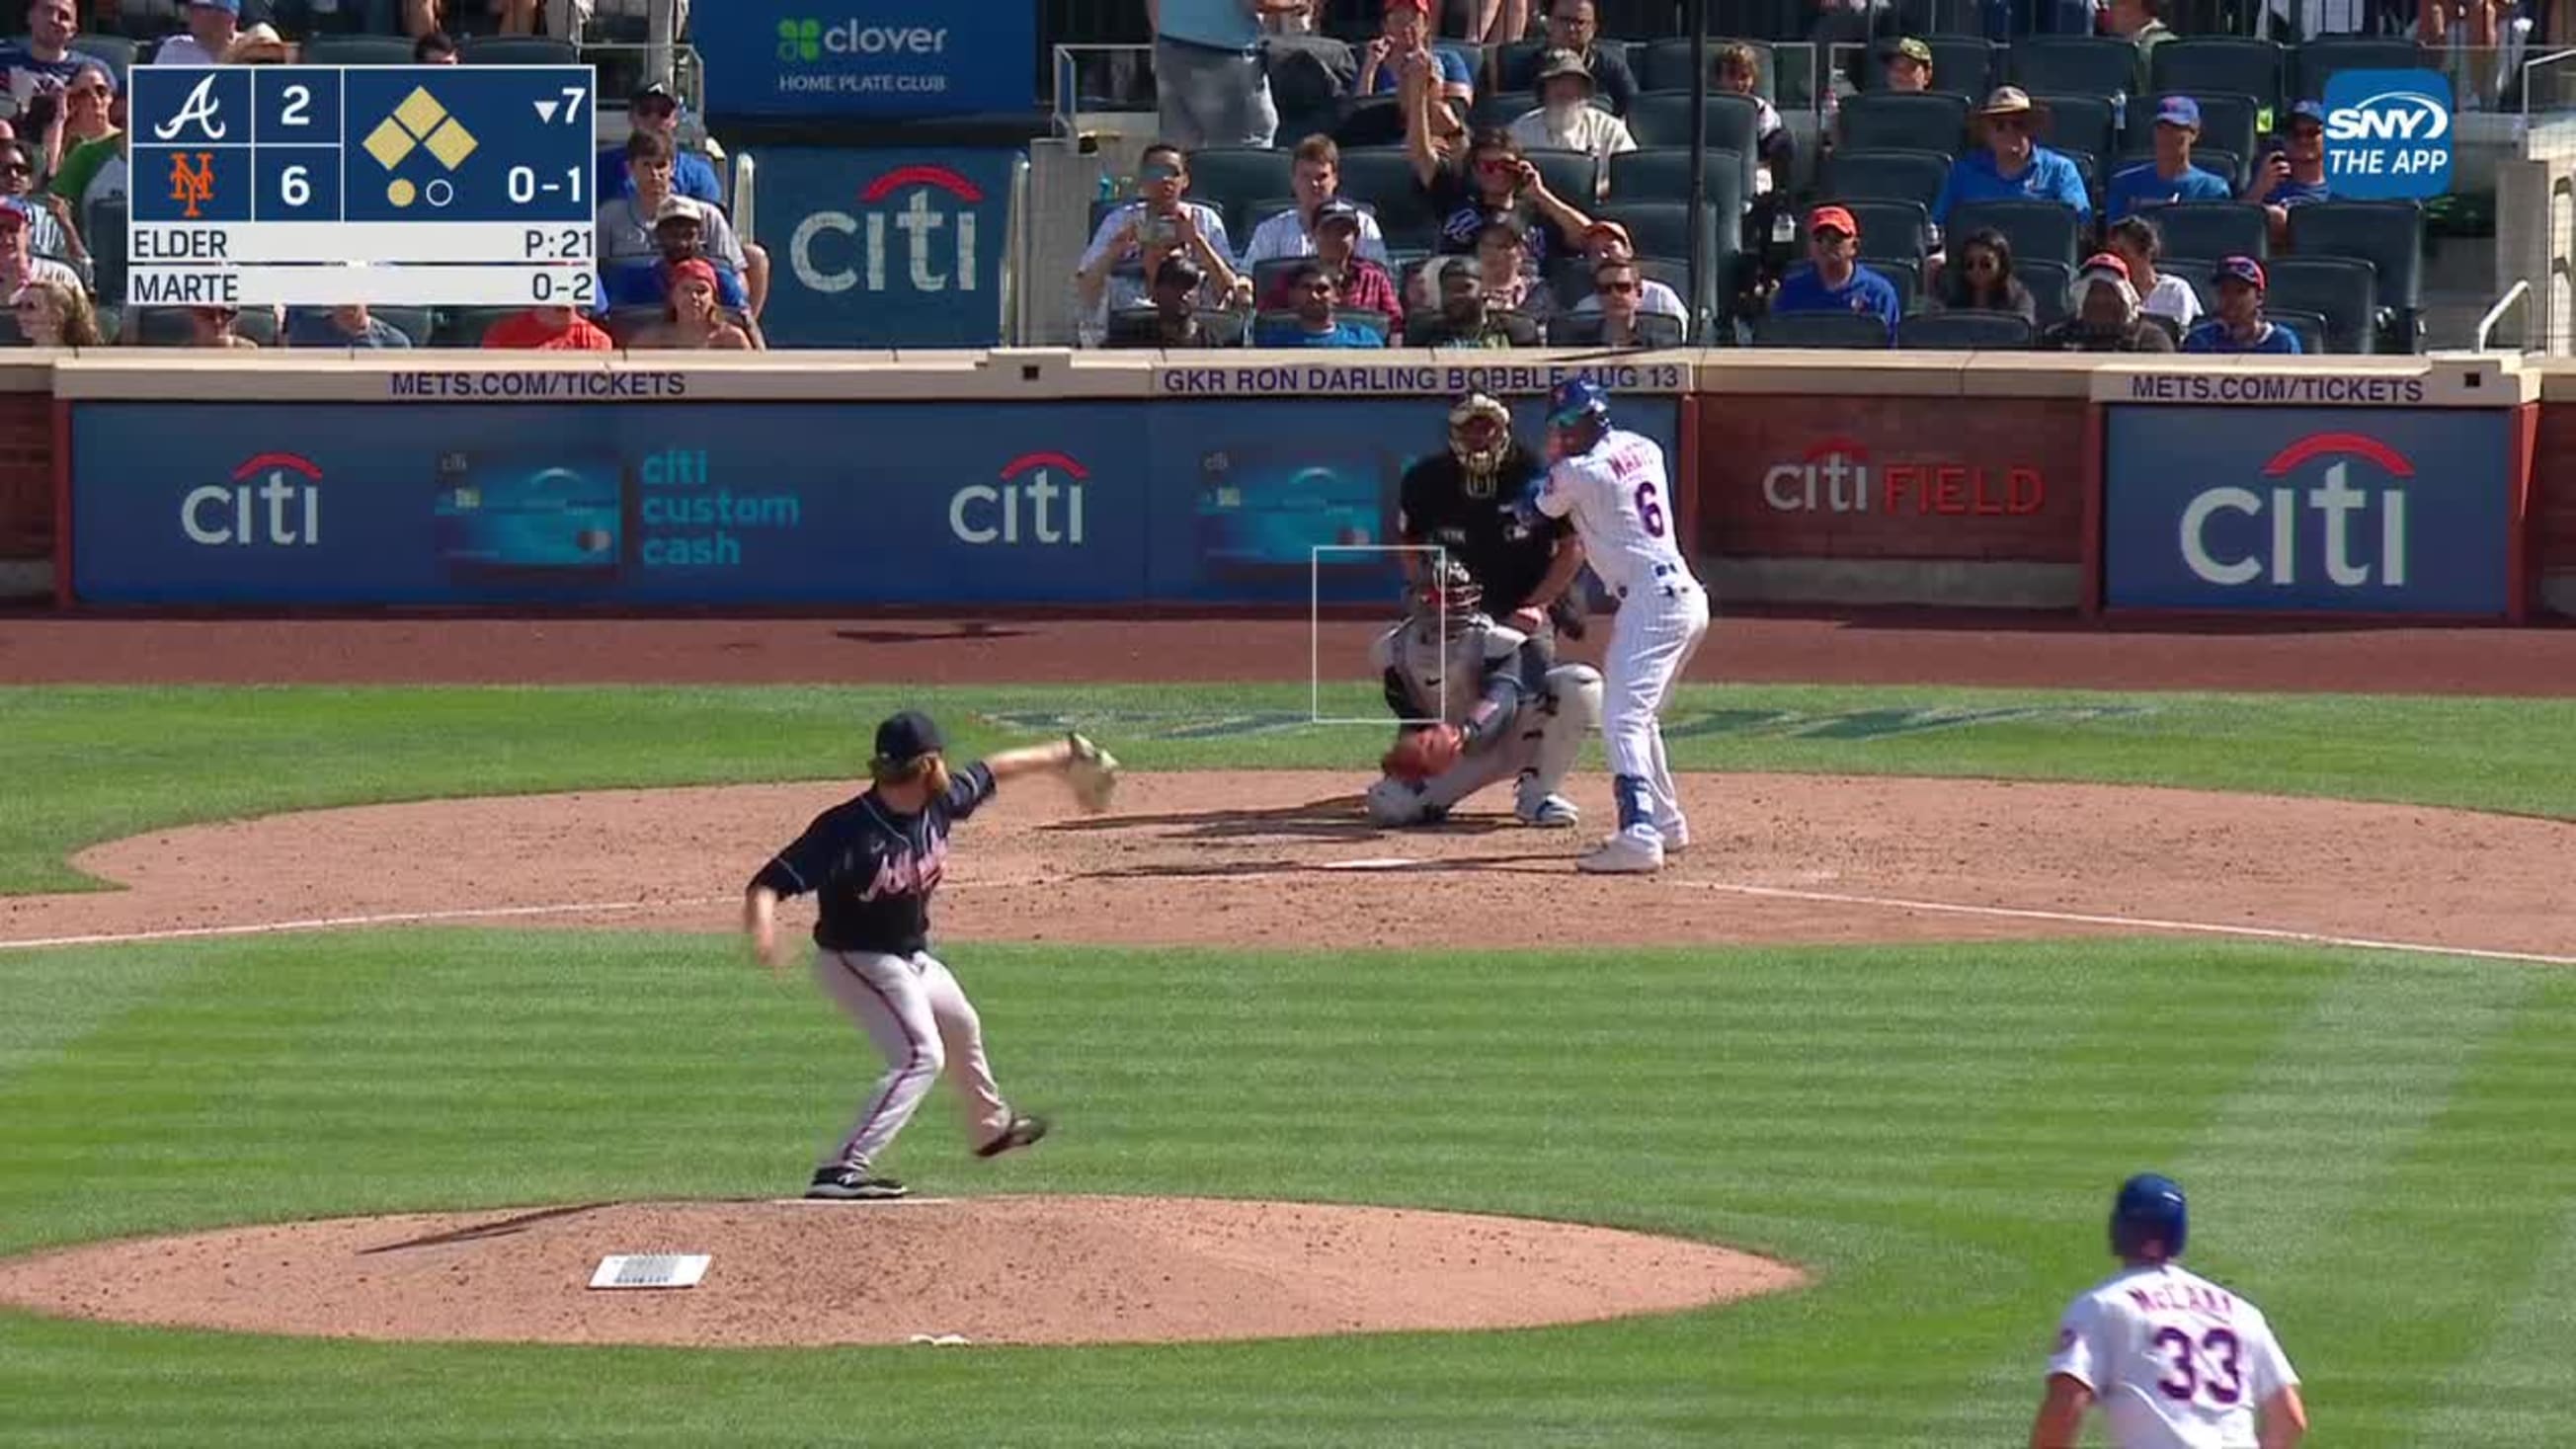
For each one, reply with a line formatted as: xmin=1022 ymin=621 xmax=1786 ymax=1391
xmin=1087 ymin=0 xmax=2507 ymax=354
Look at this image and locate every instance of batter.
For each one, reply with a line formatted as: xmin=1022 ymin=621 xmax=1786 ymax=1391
xmin=1530 ymin=377 xmax=1709 ymax=874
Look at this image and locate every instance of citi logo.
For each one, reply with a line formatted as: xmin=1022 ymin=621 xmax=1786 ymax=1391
xmin=789 ymin=164 xmax=981 ymax=295
xmin=184 ymin=451 xmax=322 ymax=546
xmin=776 ymin=18 xmax=947 ymax=62
xmin=952 ymin=452 xmax=1086 ymax=546
xmin=1760 ymin=437 xmax=2046 ymax=516
xmin=2180 ymin=432 xmax=2412 ymax=588
xmin=1763 ymin=440 xmax=1871 ymax=513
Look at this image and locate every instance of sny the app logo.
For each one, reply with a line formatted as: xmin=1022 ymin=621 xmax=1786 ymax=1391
xmin=166 ymin=152 xmax=215 ymax=219
xmin=776 ymin=18 xmax=822 ymax=61
xmin=2322 ymin=69 xmax=2453 ymax=201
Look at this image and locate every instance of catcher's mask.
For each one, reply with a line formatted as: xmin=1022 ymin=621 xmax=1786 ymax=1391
xmin=1412 ymin=559 xmax=1487 ymax=635
xmin=1447 ymin=391 xmax=1513 ymax=497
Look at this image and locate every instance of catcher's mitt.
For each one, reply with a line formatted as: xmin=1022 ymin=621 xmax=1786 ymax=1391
xmin=1065 ymin=732 xmax=1120 ymax=813
xmin=1381 ymin=722 xmax=1463 ymax=782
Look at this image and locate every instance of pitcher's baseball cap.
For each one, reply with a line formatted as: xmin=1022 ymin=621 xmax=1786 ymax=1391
xmin=873 ymin=710 xmax=944 ymax=765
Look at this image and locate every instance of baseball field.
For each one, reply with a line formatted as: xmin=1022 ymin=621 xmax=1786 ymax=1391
xmin=2 ymin=616 xmax=2572 ymax=1447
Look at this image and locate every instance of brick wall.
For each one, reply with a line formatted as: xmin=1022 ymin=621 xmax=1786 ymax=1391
xmin=0 ymin=393 xmax=52 ymax=562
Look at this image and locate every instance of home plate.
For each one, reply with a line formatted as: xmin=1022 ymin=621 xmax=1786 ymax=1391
xmin=1320 ymin=857 xmax=1422 ymax=871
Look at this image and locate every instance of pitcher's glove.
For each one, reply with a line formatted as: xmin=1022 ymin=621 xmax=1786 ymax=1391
xmin=1065 ymin=732 xmax=1121 ymax=813
xmin=1382 ymin=722 xmax=1464 ymax=782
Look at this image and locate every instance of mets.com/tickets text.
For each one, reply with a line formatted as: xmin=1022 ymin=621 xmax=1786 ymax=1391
xmin=387 ymin=371 xmax=691 ymax=400
xmin=2127 ymin=373 xmax=2427 ymax=405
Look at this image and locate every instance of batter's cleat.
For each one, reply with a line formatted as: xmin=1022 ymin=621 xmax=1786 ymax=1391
xmin=806 ymin=1166 xmax=908 ymax=1201
xmin=1516 ymin=794 xmax=1581 ymax=828
xmin=975 ymin=1114 xmax=1050 ymax=1159
xmin=1576 ymin=830 xmax=1666 ymax=874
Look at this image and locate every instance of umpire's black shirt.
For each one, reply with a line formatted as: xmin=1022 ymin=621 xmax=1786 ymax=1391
xmin=751 ymin=763 xmax=997 ymax=955
xmin=1398 ymin=446 xmax=1567 ymax=612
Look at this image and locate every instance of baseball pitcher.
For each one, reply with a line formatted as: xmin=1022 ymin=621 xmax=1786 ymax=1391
xmin=1365 ymin=562 xmax=1602 ymax=829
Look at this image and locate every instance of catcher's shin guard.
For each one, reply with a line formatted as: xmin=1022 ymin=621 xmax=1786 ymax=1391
xmin=1520 ymin=664 xmax=1602 ymax=802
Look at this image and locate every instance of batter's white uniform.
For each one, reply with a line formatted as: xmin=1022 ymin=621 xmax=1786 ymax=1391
xmin=2047 ymin=1263 xmax=2301 ymax=1449
xmin=1535 ymin=426 xmax=1709 ymax=847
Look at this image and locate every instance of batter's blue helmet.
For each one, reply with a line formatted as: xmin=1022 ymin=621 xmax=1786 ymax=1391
xmin=1546 ymin=376 xmax=1609 ymax=428
xmin=2109 ymin=1172 xmax=2188 ymax=1261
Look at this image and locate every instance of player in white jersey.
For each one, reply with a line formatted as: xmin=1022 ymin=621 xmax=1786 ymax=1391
xmin=2032 ymin=1173 xmax=2308 ymax=1449
xmin=1530 ymin=377 xmax=1708 ymax=874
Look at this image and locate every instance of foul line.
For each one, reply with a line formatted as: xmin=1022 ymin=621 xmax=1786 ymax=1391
xmin=0 ymin=878 xmax=1049 ymax=953
xmin=1695 ymin=881 xmax=2576 ymax=968
xmin=0 ymin=877 xmax=2563 ymax=969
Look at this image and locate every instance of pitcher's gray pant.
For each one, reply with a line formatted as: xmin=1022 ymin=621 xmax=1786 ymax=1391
xmin=814 ymin=949 xmax=1013 ymax=1172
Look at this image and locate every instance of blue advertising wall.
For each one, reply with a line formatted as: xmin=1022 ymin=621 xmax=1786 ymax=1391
xmin=2101 ymin=405 xmax=2516 ymax=615
xmin=752 ymin=148 xmax=1016 ymax=349
xmin=694 ymin=1 xmax=1034 ymax=120
xmin=68 ymin=396 xmax=1680 ymax=607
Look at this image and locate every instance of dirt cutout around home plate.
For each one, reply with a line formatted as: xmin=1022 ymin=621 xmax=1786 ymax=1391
xmin=4 ymin=771 xmax=2571 ymax=959
xmin=0 ymin=1197 xmax=1809 ymax=1347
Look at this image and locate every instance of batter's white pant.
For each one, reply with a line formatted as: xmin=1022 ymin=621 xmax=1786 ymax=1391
xmin=1604 ymin=568 xmax=1710 ymax=840
xmin=813 ymin=949 xmax=1014 ymax=1172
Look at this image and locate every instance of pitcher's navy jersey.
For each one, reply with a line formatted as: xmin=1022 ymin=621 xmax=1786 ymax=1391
xmin=751 ymin=764 xmax=998 ymax=955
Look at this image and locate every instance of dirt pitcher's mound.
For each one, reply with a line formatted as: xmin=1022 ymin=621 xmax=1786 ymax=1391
xmin=0 ymin=1196 xmax=1807 ymax=1347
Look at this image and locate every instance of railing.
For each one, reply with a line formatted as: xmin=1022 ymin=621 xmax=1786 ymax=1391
xmin=2475 ymin=277 xmax=2530 ymax=349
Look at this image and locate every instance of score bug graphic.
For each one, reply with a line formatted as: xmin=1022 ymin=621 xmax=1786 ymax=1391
xmin=130 ymin=64 xmax=596 ymax=307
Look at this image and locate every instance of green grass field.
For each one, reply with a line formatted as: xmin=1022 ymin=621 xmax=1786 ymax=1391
xmin=2 ymin=683 xmax=2571 ymax=1447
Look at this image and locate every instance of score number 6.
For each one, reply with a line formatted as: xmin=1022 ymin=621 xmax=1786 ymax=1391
xmin=281 ymin=165 xmax=311 ymax=208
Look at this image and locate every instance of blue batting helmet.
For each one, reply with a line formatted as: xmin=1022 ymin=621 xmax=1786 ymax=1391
xmin=2109 ymin=1172 xmax=2188 ymax=1261
xmin=1546 ymin=376 xmax=1609 ymax=428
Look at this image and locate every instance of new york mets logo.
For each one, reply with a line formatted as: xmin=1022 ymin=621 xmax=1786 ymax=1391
xmin=166 ymin=152 xmax=215 ymax=219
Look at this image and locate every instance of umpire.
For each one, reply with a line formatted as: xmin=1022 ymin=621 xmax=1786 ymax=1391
xmin=1397 ymin=392 xmax=1588 ymax=643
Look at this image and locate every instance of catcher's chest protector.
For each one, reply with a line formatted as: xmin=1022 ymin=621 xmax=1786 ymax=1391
xmin=1393 ymin=619 xmax=1517 ymax=727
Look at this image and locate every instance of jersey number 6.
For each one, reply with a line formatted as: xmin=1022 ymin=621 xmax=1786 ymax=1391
xmin=1635 ymin=481 xmax=1666 ymax=538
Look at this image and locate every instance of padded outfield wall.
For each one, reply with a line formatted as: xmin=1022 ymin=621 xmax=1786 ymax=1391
xmin=0 ymin=350 xmax=2564 ymax=619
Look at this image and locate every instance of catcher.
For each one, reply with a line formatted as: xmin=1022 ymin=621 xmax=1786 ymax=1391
xmin=1399 ymin=391 xmax=1589 ymax=645
xmin=743 ymin=710 xmax=1120 ymax=1201
xmin=1367 ymin=561 xmax=1602 ymax=829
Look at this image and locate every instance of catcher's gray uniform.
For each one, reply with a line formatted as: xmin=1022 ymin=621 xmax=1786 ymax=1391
xmin=1365 ymin=601 xmax=1603 ymax=828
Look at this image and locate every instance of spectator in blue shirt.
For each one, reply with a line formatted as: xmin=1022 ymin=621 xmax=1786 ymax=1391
xmin=1359 ymin=0 xmax=1476 ymax=111
xmin=1932 ymin=87 xmax=2092 ymax=230
xmin=595 ymin=83 xmax=725 ymax=207
xmin=1254 ymin=257 xmax=1386 ymax=348
xmin=1771 ymin=204 xmax=1902 ymax=342
xmin=2252 ymin=101 xmax=2335 ymax=248
xmin=2107 ymin=96 xmax=2234 ymax=221
xmin=2184 ymin=255 xmax=2303 ymax=354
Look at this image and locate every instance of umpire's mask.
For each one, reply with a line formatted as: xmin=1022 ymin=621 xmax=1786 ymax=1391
xmin=1447 ymin=392 xmax=1513 ymax=498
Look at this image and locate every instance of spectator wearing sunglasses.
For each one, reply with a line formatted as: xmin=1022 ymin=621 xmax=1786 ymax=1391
xmin=2250 ymin=101 xmax=2333 ymax=248
xmin=1421 ymin=128 xmax=1593 ymax=273
xmin=595 ymin=82 xmax=724 ymax=206
xmin=0 ymin=140 xmax=75 ymax=269
xmin=11 ymin=277 xmax=99 ymax=346
xmin=44 ymin=61 xmax=120 ymax=217
xmin=1254 ymin=258 xmax=1385 ymax=348
xmin=1930 ymin=227 xmax=2037 ymax=324
xmin=1586 ymin=259 xmax=1660 ymax=346
xmin=1569 ymin=220 xmax=1684 ymax=319
xmin=1932 ymin=88 xmax=2090 ymax=232
xmin=1771 ymin=203 xmax=1900 ymax=342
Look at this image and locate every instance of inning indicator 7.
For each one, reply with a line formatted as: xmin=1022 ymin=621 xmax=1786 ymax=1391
xmin=128 ymin=65 xmax=597 ymax=307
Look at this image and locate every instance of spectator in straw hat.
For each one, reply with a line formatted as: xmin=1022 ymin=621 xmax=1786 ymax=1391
xmin=1932 ymin=87 xmax=2090 ymax=231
